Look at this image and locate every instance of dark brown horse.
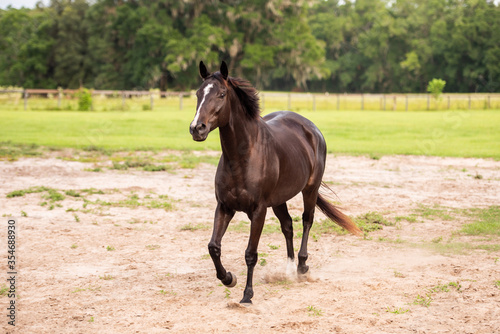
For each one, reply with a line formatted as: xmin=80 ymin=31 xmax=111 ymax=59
xmin=190 ymin=61 xmax=361 ymax=304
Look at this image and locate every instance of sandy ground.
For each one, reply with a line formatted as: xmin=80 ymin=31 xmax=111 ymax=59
xmin=0 ymin=153 xmax=499 ymax=333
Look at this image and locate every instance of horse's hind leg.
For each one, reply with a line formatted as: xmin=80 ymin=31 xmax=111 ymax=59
xmin=297 ymin=187 xmax=320 ymax=275
xmin=208 ymin=202 xmax=236 ymax=287
xmin=272 ymin=203 xmax=295 ymax=269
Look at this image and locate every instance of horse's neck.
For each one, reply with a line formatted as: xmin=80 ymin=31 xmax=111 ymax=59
xmin=219 ymin=106 xmax=263 ymax=164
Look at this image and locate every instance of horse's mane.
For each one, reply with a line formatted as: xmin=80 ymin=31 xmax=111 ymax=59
xmin=212 ymin=72 xmax=261 ymax=119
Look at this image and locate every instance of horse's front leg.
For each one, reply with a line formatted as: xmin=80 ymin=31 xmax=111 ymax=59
xmin=208 ymin=202 xmax=236 ymax=287
xmin=241 ymin=206 xmax=267 ymax=304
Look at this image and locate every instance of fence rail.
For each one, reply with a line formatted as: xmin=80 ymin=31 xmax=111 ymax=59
xmin=1 ymin=89 xmax=500 ymax=112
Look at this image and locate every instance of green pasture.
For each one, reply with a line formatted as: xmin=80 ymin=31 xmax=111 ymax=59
xmin=0 ymin=96 xmax=499 ymax=158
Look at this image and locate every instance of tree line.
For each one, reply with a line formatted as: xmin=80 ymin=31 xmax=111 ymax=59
xmin=0 ymin=0 xmax=499 ymax=93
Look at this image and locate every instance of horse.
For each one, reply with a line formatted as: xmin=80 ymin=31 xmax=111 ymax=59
xmin=189 ymin=61 xmax=361 ymax=304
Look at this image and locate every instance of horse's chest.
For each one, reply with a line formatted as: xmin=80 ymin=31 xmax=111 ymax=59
xmin=215 ymin=170 xmax=264 ymax=212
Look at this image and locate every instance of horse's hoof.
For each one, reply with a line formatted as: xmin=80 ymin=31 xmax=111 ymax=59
xmin=240 ymin=297 xmax=253 ymax=304
xmin=223 ymin=272 xmax=237 ymax=288
xmin=297 ymin=265 xmax=309 ymax=275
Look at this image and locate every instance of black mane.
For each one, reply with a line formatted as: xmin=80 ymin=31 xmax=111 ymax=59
xmin=212 ymin=72 xmax=261 ymax=119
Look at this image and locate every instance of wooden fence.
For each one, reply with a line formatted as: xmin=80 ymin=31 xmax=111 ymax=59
xmin=1 ymin=89 xmax=500 ymax=111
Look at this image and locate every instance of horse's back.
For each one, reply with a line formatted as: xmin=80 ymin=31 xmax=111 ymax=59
xmin=263 ymin=111 xmax=326 ymax=158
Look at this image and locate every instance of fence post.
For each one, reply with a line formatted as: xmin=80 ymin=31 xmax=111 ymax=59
xmin=58 ymin=87 xmax=62 ymax=108
xmin=24 ymin=89 xmax=28 ymax=110
xmin=287 ymin=93 xmax=291 ymax=110
xmin=393 ymin=96 xmax=397 ymax=111
xmin=312 ymin=94 xmax=316 ymax=112
xmin=337 ymin=94 xmax=340 ymax=110
xmin=427 ymin=94 xmax=430 ymax=110
xmin=468 ymin=95 xmax=471 ymax=109
xmin=405 ymin=95 xmax=408 ymax=111
xmin=447 ymin=95 xmax=450 ymax=109
xmin=122 ymin=91 xmax=126 ymax=110
xmin=383 ymin=95 xmax=386 ymax=111
xmin=179 ymin=94 xmax=183 ymax=110
xmin=488 ymin=95 xmax=490 ymax=109
xmin=150 ymin=92 xmax=154 ymax=111
xmin=361 ymin=94 xmax=364 ymax=110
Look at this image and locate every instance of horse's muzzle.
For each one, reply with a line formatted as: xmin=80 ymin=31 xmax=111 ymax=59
xmin=190 ymin=123 xmax=209 ymax=141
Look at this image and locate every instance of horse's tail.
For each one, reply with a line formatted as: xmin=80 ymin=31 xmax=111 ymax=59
xmin=316 ymin=184 xmax=362 ymax=236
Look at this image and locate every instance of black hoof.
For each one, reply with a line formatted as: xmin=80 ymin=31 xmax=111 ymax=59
xmin=222 ymin=272 xmax=237 ymax=288
xmin=297 ymin=265 xmax=309 ymax=275
xmin=240 ymin=297 xmax=252 ymax=304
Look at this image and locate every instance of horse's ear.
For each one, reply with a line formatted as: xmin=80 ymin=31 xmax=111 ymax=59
xmin=220 ymin=61 xmax=228 ymax=80
xmin=199 ymin=61 xmax=210 ymax=80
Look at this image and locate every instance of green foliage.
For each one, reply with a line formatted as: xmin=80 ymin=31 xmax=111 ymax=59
xmin=1 ymin=0 xmax=499 ymax=92
xmin=77 ymin=88 xmax=93 ymax=111
xmin=427 ymin=79 xmax=446 ymax=100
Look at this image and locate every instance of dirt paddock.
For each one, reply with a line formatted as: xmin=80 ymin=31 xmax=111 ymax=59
xmin=1 ymin=153 xmax=499 ymax=333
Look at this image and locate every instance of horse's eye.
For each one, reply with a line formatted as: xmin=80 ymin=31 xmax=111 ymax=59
xmin=220 ymin=93 xmax=226 ymax=98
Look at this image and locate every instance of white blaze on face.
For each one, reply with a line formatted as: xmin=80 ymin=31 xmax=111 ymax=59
xmin=191 ymin=83 xmax=214 ymax=129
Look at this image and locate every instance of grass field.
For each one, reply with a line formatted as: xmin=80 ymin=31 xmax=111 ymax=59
xmin=1 ymin=105 xmax=499 ymax=158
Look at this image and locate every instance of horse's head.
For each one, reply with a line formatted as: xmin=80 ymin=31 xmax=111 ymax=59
xmin=190 ymin=61 xmax=231 ymax=141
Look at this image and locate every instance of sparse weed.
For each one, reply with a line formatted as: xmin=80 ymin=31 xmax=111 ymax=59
xmin=224 ymin=288 xmax=231 ymax=299
xmin=307 ymin=305 xmax=323 ymax=316
xmin=146 ymin=244 xmax=160 ymax=250
xmin=268 ymin=243 xmax=280 ymax=250
xmin=71 ymin=244 xmax=78 ymax=249
xmin=413 ymin=293 xmax=432 ymax=307
xmin=106 ymin=245 xmax=115 ymax=251
xmin=21 ymin=210 xmax=27 ymax=217
xmin=386 ymin=307 xmax=409 ymax=314
xmin=99 ymin=275 xmax=114 ymax=280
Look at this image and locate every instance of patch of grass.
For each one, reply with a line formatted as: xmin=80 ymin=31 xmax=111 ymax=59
xmin=395 ymin=214 xmax=419 ymax=223
xmin=414 ymin=203 xmax=454 ymax=221
xmin=106 ymin=245 xmax=115 ymax=251
xmin=0 ymin=284 xmax=8 ymax=296
xmin=259 ymin=258 xmax=267 ymax=266
xmin=73 ymin=214 xmax=80 ymax=222
xmin=146 ymin=244 xmax=161 ymax=250
xmin=386 ymin=307 xmax=409 ymax=314
xmin=84 ymin=167 xmax=102 ymax=172
xmin=65 ymin=190 xmax=81 ymax=197
xmin=88 ymin=316 xmax=94 ymax=323
xmin=0 ymin=141 xmax=42 ymax=160
xmin=180 ymin=223 xmax=210 ymax=231
xmin=461 ymin=206 xmax=500 ymax=236
xmin=6 ymin=186 xmax=51 ymax=198
xmin=306 ymin=305 xmax=323 ymax=316
xmin=143 ymin=164 xmax=170 ymax=172
xmin=1 ymin=109 xmax=500 ymax=158
xmin=159 ymin=289 xmax=177 ymax=296
xmin=268 ymin=243 xmax=280 ymax=250
xmin=413 ymin=293 xmax=433 ymax=307
xmin=224 ymin=288 xmax=231 ymax=299
xmin=394 ymin=270 xmax=406 ymax=278
xmin=355 ymin=211 xmax=394 ymax=233
xmin=494 ymin=281 xmax=500 ymax=289
xmin=21 ymin=210 xmax=27 ymax=217
xmin=71 ymin=244 xmax=78 ymax=249
xmin=99 ymin=275 xmax=114 ymax=280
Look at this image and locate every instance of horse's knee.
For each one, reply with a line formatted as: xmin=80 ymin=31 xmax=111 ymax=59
xmin=208 ymin=242 xmax=220 ymax=258
xmin=244 ymin=250 xmax=258 ymax=267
